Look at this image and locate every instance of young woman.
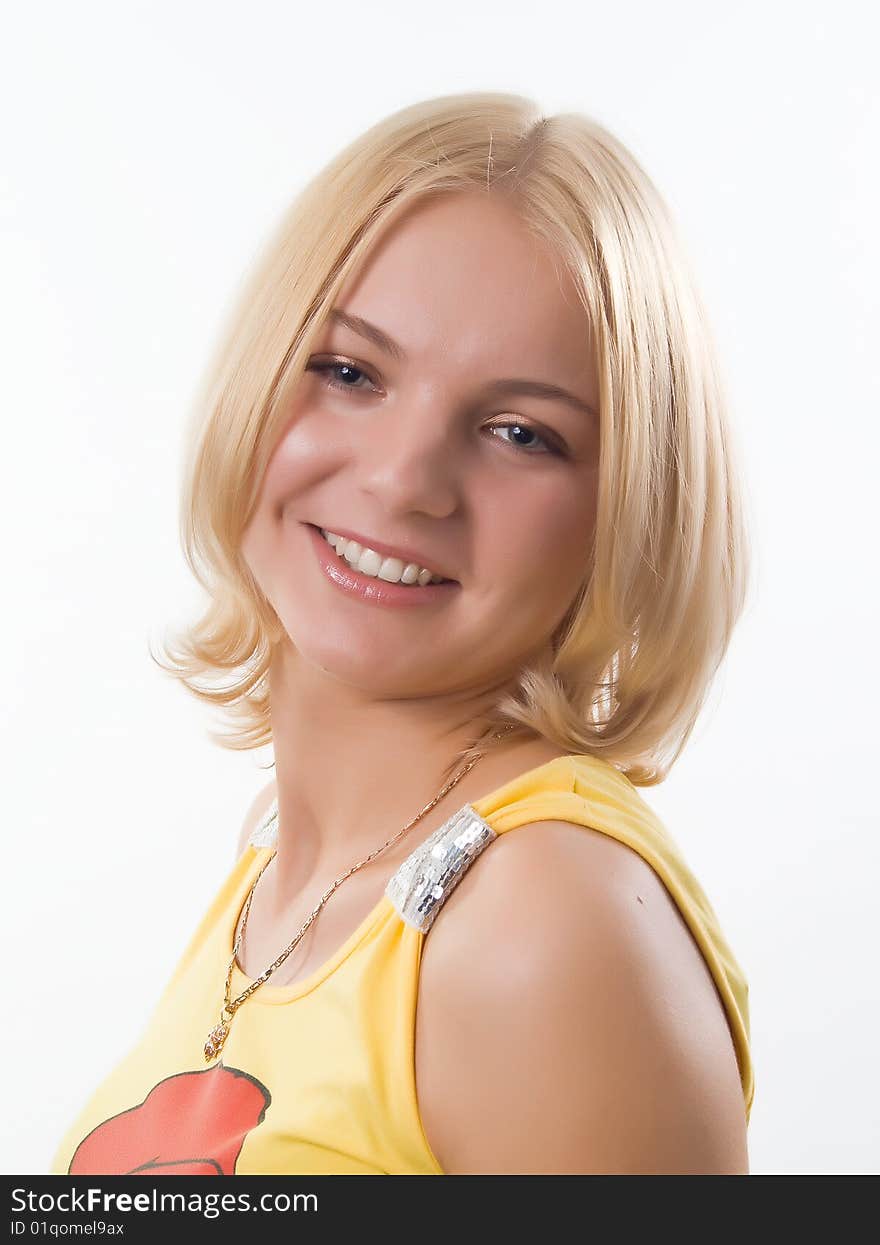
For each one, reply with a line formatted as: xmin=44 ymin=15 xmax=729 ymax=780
xmin=51 ymin=91 xmax=754 ymax=1176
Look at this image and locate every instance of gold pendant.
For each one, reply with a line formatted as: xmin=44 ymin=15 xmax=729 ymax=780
xmin=204 ymin=1019 xmax=230 ymax=1063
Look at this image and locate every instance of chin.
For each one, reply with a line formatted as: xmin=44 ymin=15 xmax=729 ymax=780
xmin=276 ymin=621 xmax=430 ymax=693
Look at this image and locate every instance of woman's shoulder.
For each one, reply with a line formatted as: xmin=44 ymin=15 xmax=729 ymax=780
xmin=467 ymin=750 xmax=710 ymax=939
xmin=418 ymin=791 xmax=674 ymax=982
xmin=414 ymin=803 xmax=750 ymax=1172
xmin=469 ymin=748 xmax=656 ymax=837
xmin=413 ymin=750 xmax=754 ymax=1172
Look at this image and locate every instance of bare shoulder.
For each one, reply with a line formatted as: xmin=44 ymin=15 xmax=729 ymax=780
xmin=234 ymin=777 xmax=278 ymax=859
xmin=415 ymin=819 xmax=749 ymax=1174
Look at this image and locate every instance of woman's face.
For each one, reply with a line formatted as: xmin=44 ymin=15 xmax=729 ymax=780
xmin=242 ymin=189 xmax=600 ymax=699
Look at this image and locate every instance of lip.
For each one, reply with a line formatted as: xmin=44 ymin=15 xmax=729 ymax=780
xmin=311 ymin=523 xmax=456 ymax=584
xmin=304 ymin=524 xmax=460 ymax=609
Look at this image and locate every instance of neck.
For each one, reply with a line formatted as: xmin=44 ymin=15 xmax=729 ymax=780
xmin=263 ymin=641 xmax=521 ymax=898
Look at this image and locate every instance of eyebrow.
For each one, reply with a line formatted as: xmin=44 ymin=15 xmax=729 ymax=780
xmin=326 ymin=308 xmax=598 ymax=421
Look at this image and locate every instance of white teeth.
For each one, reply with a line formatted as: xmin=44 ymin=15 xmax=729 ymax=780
xmin=320 ymin=529 xmax=445 ymax=586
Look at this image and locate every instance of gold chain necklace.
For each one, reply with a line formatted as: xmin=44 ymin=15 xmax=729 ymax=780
xmin=204 ymin=724 xmax=514 ymax=1062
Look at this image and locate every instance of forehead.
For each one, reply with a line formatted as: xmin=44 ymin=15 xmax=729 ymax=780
xmin=331 ymin=191 xmax=594 ymax=380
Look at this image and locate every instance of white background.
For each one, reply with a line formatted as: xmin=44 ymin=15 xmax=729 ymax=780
xmin=2 ymin=0 xmax=877 ymax=1176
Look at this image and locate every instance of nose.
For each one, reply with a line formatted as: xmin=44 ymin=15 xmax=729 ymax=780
xmin=354 ymin=401 xmax=461 ymax=520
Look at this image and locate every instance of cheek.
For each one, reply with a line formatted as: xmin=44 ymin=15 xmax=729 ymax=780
xmin=263 ymin=419 xmax=324 ymax=500
xmin=246 ymin=414 xmax=341 ymax=537
xmin=239 ymin=436 xmax=307 ymax=583
xmin=239 ymin=512 xmax=273 ymax=601
xmin=483 ymin=478 xmax=597 ymax=604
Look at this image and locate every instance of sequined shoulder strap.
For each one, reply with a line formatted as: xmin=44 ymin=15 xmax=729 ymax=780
xmin=247 ymin=798 xmax=498 ymax=934
xmin=247 ymin=798 xmax=279 ymax=848
xmin=384 ymin=804 xmax=497 ymax=934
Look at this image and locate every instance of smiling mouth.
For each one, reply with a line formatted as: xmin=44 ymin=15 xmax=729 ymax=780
xmin=312 ymin=525 xmax=454 ymax=586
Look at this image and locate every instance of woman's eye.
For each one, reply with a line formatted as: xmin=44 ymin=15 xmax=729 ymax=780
xmin=307 ymin=359 xmax=375 ymax=393
xmin=306 ymin=361 xmax=563 ymax=458
xmin=487 ymin=421 xmax=561 ymax=457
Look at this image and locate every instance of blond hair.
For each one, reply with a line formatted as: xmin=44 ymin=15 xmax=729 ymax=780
xmin=151 ymin=91 xmax=751 ymax=787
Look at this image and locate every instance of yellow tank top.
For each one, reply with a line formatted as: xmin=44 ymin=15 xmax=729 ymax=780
xmin=50 ymin=754 xmax=754 ymax=1175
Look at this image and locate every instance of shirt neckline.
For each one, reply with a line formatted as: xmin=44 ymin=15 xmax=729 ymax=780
xmin=227 ymin=873 xmax=398 ymax=1005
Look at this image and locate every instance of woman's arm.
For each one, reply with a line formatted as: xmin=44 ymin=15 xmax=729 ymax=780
xmin=415 ymin=820 xmax=749 ymax=1174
